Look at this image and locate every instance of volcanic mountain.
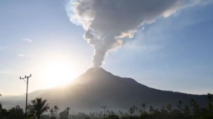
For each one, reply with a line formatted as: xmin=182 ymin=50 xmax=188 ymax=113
xmin=1 ymin=68 xmax=207 ymax=112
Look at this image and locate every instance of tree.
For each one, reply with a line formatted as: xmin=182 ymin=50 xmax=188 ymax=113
xmin=132 ymin=106 xmax=138 ymax=116
xmin=107 ymin=114 xmax=119 ymax=119
xmin=166 ymin=104 xmax=172 ymax=112
xmin=207 ymin=93 xmax=212 ymax=102
xmin=149 ymin=106 xmax=154 ymax=114
xmin=1 ymin=109 xmax=9 ymax=119
xmin=66 ymin=107 xmax=70 ymax=116
xmin=177 ymin=100 xmax=182 ymax=111
xmin=107 ymin=110 xmax=110 ymax=116
xmin=53 ymin=105 xmax=59 ymax=118
xmin=0 ymin=94 xmax=2 ymax=112
xmin=101 ymin=106 xmax=107 ymax=119
xmin=160 ymin=106 xmax=167 ymax=114
xmin=129 ymin=107 xmax=134 ymax=116
xmin=183 ymin=105 xmax=190 ymax=115
xmin=28 ymin=98 xmax=49 ymax=119
xmin=54 ymin=105 xmax=59 ymax=114
xmin=142 ymin=103 xmax=146 ymax=112
xmin=7 ymin=105 xmax=24 ymax=119
xmin=0 ymin=103 xmax=2 ymax=111
xmin=207 ymin=93 xmax=213 ymax=111
xmin=118 ymin=110 xmax=123 ymax=117
xmin=50 ymin=108 xmax=54 ymax=118
xmin=59 ymin=107 xmax=70 ymax=119
xmin=190 ymin=99 xmax=199 ymax=114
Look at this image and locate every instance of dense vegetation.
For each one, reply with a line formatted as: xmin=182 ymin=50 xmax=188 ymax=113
xmin=0 ymin=93 xmax=213 ymax=119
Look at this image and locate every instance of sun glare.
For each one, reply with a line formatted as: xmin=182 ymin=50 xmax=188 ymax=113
xmin=42 ymin=59 xmax=77 ymax=88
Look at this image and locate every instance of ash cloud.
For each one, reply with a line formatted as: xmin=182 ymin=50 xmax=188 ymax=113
xmin=67 ymin=0 xmax=196 ymax=67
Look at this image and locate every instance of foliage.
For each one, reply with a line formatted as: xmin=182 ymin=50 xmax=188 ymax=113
xmin=28 ymin=98 xmax=50 ymax=119
xmin=0 ymin=105 xmax=24 ymax=119
xmin=0 ymin=94 xmax=213 ymax=119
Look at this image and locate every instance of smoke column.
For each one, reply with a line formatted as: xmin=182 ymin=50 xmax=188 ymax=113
xmin=67 ymin=0 xmax=198 ymax=67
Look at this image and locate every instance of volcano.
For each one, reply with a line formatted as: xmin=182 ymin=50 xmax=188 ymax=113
xmin=1 ymin=68 xmax=207 ymax=112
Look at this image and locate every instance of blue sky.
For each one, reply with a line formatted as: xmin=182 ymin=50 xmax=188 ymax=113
xmin=0 ymin=0 xmax=213 ymax=95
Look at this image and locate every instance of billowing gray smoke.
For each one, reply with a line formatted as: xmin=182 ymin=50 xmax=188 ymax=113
xmin=67 ymin=0 xmax=195 ymax=67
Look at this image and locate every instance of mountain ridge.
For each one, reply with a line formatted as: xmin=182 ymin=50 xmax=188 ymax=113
xmin=1 ymin=68 xmax=207 ymax=112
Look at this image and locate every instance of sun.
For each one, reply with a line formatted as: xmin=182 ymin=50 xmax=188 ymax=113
xmin=42 ymin=59 xmax=77 ymax=88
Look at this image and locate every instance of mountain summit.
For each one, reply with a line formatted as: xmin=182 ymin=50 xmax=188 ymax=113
xmin=1 ymin=68 xmax=206 ymax=112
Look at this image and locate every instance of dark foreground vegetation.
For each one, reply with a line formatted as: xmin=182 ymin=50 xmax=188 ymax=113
xmin=0 ymin=93 xmax=213 ymax=119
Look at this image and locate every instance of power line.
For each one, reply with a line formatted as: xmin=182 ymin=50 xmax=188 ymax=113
xmin=20 ymin=74 xmax=32 ymax=119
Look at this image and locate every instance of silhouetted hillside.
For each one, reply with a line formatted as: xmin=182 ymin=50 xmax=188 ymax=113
xmin=1 ymin=68 xmax=207 ymax=112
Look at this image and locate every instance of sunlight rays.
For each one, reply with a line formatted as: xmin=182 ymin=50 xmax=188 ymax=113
xmin=42 ymin=58 xmax=78 ymax=88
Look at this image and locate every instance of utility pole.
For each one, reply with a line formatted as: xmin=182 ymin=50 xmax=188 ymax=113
xmin=20 ymin=74 xmax=32 ymax=119
xmin=101 ymin=106 xmax=107 ymax=119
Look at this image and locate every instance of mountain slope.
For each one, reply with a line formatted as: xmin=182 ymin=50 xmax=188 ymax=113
xmin=1 ymin=68 xmax=207 ymax=112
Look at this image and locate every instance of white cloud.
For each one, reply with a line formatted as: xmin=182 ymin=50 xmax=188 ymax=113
xmin=23 ymin=38 xmax=32 ymax=43
xmin=0 ymin=46 xmax=5 ymax=50
xmin=30 ymin=55 xmax=36 ymax=58
xmin=0 ymin=70 xmax=14 ymax=74
xmin=124 ymin=0 xmax=212 ymax=52
xmin=18 ymin=54 xmax=25 ymax=57
xmin=17 ymin=54 xmax=36 ymax=58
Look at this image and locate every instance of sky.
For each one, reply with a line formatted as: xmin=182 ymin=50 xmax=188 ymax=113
xmin=0 ymin=0 xmax=213 ymax=96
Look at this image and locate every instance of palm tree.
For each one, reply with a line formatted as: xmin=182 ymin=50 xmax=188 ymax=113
xmin=101 ymin=106 xmax=106 ymax=119
xmin=60 ymin=107 xmax=70 ymax=119
xmin=207 ymin=93 xmax=212 ymax=102
xmin=183 ymin=105 xmax=190 ymax=115
xmin=160 ymin=106 xmax=167 ymax=113
xmin=142 ymin=103 xmax=146 ymax=112
xmin=0 ymin=103 xmax=2 ymax=111
xmin=28 ymin=98 xmax=49 ymax=119
xmin=50 ymin=108 xmax=54 ymax=118
xmin=190 ymin=99 xmax=196 ymax=113
xmin=107 ymin=110 xmax=110 ymax=116
xmin=177 ymin=100 xmax=183 ymax=111
xmin=110 ymin=110 xmax=115 ymax=115
xmin=89 ymin=112 xmax=95 ymax=118
xmin=0 ymin=94 xmax=2 ymax=112
xmin=66 ymin=107 xmax=70 ymax=115
xmin=149 ymin=106 xmax=154 ymax=114
xmin=54 ymin=105 xmax=59 ymax=117
xmin=118 ymin=110 xmax=123 ymax=117
xmin=99 ymin=111 xmax=103 ymax=119
xmin=54 ymin=106 xmax=59 ymax=112
xmin=129 ymin=107 xmax=134 ymax=116
xmin=132 ymin=106 xmax=138 ymax=116
xmin=166 ymin=104 xmax=172 ymax=112
xmin=207 ymin=93 xmax=213 ymax=110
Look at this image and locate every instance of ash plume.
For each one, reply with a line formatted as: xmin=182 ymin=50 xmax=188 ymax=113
xmin=67 ymin=0 xmax=198 ymax=67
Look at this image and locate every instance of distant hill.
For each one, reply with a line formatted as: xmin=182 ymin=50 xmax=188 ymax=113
xmin=1 ymin=68 xmax=207 ymax=112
